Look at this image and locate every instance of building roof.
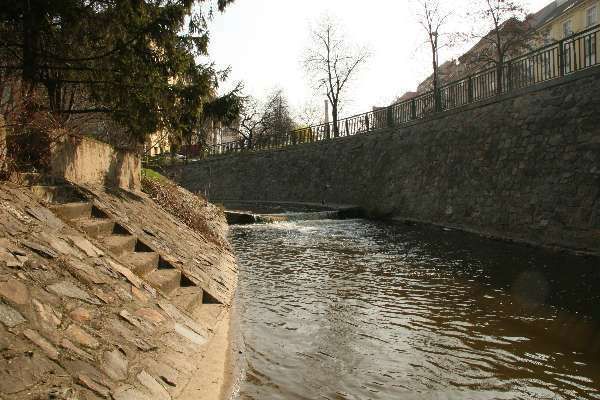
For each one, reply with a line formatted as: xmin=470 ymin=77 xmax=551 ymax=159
xmin=531 ymin=0 xmax=587 ymax=29
xmin=396 ymin=92 xmax=418 ymax=102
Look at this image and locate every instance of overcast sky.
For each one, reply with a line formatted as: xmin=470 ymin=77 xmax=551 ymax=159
xmin=207 ymin=0 xmax=552 ymax=119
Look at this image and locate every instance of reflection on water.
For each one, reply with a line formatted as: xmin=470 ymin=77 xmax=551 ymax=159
xmin=230 ymin=219 xmax=600 ymax=400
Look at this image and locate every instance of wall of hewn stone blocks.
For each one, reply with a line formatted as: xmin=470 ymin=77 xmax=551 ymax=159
xmin=171 ymin=69 xmax=600 ymax=254
xmin=51 ymin=133 xmax=141 ymax=191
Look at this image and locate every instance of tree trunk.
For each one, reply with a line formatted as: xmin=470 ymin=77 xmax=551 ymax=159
xmin=332 ymin=103 xmax=339 ymax=138
xmin=22 ymin=1 xmax=41 ymax=85
xmin=496 ymin=60 xmax=504 ymax=95
xmin=431 ymin=43 xmax=440 ymax=113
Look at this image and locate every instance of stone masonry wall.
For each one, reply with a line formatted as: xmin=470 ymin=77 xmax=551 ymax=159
xmin=51 ymin=133 xmax=141 ymax=191
xmin=172 ymin=69 xmax=600 ymax=254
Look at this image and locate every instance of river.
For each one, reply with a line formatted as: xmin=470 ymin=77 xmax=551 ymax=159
xmin=230 ymin=219 xmax=600 ymax=400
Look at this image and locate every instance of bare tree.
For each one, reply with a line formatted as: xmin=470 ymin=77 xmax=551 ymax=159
xmin=414 ymin=0 xmax=454 ymax=112
xmin=233 ymin=97 xmax=259 ymax=149
xmin=464 ymin=0 xmax=535 ymax=93
xmin=234 ymin=89 xmax=296 ymax=149
xmin=295 ymin=100 xmax=322 ymax=128
xmin=303 ymin=17 xmax=369 ymax=138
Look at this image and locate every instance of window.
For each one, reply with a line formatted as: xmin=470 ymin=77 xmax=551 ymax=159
xmin=543 ymin=30 xmax=553 ymax=45
xmin=563 ymin=20 xmax=573 ymax=38
xmin=542 ymin=51 xmax=553 ymax=79
xmin=563 ymin=41 xmax=573 ymax=73
xmin=587 ymin=6 xmax=598 ymax=27
xmin=584 ymin=35 xmax=597 ymax=66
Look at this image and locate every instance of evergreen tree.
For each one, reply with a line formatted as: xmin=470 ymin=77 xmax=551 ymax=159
xmin=0 ymin=0 xmax=240 ymax=143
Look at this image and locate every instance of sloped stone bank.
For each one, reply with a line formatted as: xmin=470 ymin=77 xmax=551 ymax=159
xmin=0 ymin=180 xmax=237 ymax=399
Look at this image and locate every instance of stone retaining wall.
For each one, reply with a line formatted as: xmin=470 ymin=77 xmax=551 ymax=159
xmin=51 ymin=133 xmax=141 ymax=191
xmin=171 ymin=69 xmax=600 ymax=254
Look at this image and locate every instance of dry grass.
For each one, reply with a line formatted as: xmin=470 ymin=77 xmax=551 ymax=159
xmin=141 ymin=170 xmax=229 ymax=248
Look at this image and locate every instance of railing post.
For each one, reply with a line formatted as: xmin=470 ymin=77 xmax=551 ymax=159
xmin=558 ymin=39 xmax=565 ymax=77
xmin=365 ymin=114 xmax=370 ymax=131
xmin=468 ymin=75 xmax=474 ymax=103
xmin=410 ymin=99 xmax=416 ymax=120
xmin=387 ymin=106 xmax=394 ymax=128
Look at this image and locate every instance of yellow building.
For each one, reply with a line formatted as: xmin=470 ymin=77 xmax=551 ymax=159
xmin=145 ymin=130 xmax=171 ymax=157
xmin=525 ymin=0 xmax=599 ymax=81
xmin=535 ymin=0 xmax=598 ymax=40
xmin=396 ymin=0 xmax=599 ymax=104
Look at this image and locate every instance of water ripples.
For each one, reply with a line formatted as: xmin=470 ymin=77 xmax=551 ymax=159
xmin=231 ymin=219 xmax=600 ymax=400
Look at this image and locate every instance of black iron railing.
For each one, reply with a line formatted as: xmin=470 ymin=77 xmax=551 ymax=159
xmin=206 ymin=24 xmax=599 ymax=157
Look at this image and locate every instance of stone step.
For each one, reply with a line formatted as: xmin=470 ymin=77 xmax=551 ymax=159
xmin=50 ymin=202 xmax=93 ymax=221
xmin=104 ymin=235 xmax=137 ymax=256
xmin=190 ymin=304 xmax=225 ymax=330
xmin=171 ymin=286 xmax=203 ymax=315
xmin=12 ymin=172 xmax=66 ymax=186
xmin=129 ymin=252 xmax=160 ymax=275
xmin=78 ymin=219 xmax=115 ymax=238
xmin=31 ymin=185 xmax=84 ymax=203
xmin=145 ymin=269 xmax=182 ymax=295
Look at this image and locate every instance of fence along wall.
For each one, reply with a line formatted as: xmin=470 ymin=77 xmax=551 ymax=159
xmin=207 ymin=24 xmax=600 ymax=156
xmin=171 ymin=68 xmax=600 ymax=255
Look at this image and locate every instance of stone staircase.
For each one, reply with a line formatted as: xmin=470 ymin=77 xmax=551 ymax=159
xmin=30 ymin=181 xmax=219 ymax=322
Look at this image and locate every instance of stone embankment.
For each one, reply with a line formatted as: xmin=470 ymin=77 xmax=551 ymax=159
xmin=169 ymin=68 xmax=600 ymax=255
xmin=0 ymin=172 xmax=238 ymax=399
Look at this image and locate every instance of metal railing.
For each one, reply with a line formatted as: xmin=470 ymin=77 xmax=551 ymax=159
xmin=205 ymin=24 xmax=599 ymax=157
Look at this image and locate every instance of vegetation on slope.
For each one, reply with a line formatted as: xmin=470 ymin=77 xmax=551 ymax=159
xmin=141 ymin=168 xmax=228 ymax=247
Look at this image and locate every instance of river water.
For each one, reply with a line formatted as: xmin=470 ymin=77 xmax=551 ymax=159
xmin=230 ymin=219 xmax=600 ymax=400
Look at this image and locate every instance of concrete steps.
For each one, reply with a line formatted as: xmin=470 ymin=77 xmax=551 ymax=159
xmin=145 ymin=269 xmax=182 ymax=296
xmin=103 ymin=235 xmax=137 ymax=256
xmin=29 ymin=181 xmax=221 ymax=325
xmin=50 ymin=202 xmax=93 ymax=221
xmin=190 ymin=304 xmax=225 ymax=330
xmin=128 ymin=252 xmax=160 ymax=275
xmin=78 ymin=218 xmax=115 ymax=238
xmin=171 ymin=287 xmax=204 ymax=315
xmin=31 ymin=185 xmax=84 ymax=203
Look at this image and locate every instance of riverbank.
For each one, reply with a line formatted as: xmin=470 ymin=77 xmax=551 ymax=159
xmin=217 ymin=199 xmax=599 ymax=258
xmin=0 ymin=175 xmax=238 ymax=399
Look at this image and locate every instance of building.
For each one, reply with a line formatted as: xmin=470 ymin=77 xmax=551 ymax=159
xmin=145 ymin=117 xmax=242 ymax=158
xmin=145 ymin=130 xmax=172 ymax=157
xmin=394 ymin=0 xmax=599 ymax=104
xmin=534 ymin=0 xmax=598 ymax=41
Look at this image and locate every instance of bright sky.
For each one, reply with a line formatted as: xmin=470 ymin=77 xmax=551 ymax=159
xmin=207 ymin=0 xmax=552 ymax=119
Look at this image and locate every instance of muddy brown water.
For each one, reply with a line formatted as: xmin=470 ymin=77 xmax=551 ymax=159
xmin=230 ymin=219 xmax=600 ymax=400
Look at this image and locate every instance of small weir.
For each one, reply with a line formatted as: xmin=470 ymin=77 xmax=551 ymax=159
xmin=230 ymin=216 xmax=600 ymax=400
xmin=223 ymin=201 xmax=364 ymax=225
